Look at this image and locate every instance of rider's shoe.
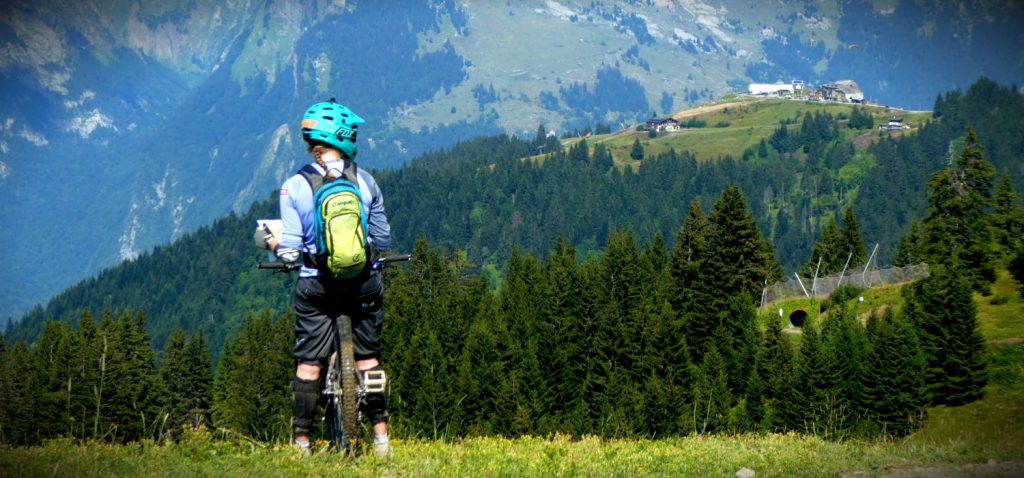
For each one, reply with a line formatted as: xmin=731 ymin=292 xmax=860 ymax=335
xmin=373 ymin=435 xmax=391 ymax=457
xmin=295 ymin=437 xmax=312 ymax=456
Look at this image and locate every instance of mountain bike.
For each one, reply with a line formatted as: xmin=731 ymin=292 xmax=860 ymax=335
xmin=258 ymin=254 xmax=411 ymax=455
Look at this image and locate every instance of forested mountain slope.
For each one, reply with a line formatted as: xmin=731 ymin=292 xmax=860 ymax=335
xmin=8 ymin=79 xmax=1024 ymax=357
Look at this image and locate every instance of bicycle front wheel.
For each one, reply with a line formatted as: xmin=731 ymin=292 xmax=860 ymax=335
xmin=338 ymin=314 xmax=359 ymax=456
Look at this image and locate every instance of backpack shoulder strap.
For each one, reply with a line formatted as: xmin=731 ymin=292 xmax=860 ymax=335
xmin=341 ymin=160 xmax=359 ymax=184
xmin=297 ymin=164 xmax=324 ymax=194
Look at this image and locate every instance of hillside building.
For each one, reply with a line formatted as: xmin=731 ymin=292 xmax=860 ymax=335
xmin=748 ymin=80 xmax=805 ymax=97
xmin=880 ymin=116 xmax=909 ymax=131
xmin=814 ymin=80 xmax=864 ymax=103
xmin=644 ymin=117 xmax=679 ymax=132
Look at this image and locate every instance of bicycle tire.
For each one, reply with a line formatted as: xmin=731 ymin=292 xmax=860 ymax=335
xmin=338 ymin=314 xmax=359 ymax=456
xmin=324 ymin=351 xmax=345 ymax=452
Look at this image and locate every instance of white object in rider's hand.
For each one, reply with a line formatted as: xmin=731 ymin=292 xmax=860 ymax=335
xmin=253 ymin=219 xmax=283 ymax=251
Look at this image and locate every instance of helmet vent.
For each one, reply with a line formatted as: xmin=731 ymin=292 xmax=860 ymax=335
xmin=323 ymin=116 xmax=334 ymax=121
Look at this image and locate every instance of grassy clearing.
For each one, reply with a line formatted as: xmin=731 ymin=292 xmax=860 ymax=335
xmin=2 ymin=431 xmax=1022 ymax=478
xmin=977 ymin=270 xmax=1024 ymax=341
xmin=580 ymin=98 xmax=930 ymax=163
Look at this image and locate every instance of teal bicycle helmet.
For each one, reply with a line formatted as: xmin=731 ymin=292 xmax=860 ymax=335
xmin=301 ymin=99 xmax=364 ymax=159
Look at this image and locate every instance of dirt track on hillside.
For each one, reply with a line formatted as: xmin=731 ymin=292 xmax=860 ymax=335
xmin=670 ymin=98 xmax=767 ymax=120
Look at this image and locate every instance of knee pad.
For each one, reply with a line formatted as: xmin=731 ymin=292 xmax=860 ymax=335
xmin=361 ymin=365 xmax=388 ymax=424
xmin=291 ymin=376 xmax=320 ymax=433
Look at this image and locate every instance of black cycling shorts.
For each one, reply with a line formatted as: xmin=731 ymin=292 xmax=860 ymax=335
xmin=292 ymin=271 xmax=384 ymax=362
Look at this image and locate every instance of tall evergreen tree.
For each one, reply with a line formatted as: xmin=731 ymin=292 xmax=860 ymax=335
xmin=893 ymin=219 xmax=924 ymax=267
xmin=104 ymin=310 xmax=166 ymax=441
xmin=861 ymin=309 xmax=927 ymax=437
xmin=747 ymin=318 xmax=795 ymax=431
xmin=162 ymin=328 xmax=214 ymax=433
xmin=182 ymin=331 xmax=213 ymax=429
xmin=211 ymin=312 xmax=291 ymax=441
xmin=161 ymin=329 xmax=190 ymax=431
xmin=819 ymin=304 xmax=868 ymax=435
xmin=784 ymin=320 xmax=831 ymax=435
xmin=692 ymin=343 xmax=731 ymax=434
xmin=0 ymin=340 xmax=40 ymax=444
xmin=671 ymin=201 xmax=715 ymax=357
xmin=540 ymin=236 xmax=593 ymax=435
xmin=940 ymin=271 xmax=989 ymax=405
xmin=802 ymin=216 xmax=844 ymax=276
xmin=708 ymin=186 xmax=783 ymax=300
xmin=904 ymin=266 xmax=988 ymax=406
xmin=992 ymin=170 xmax=1024 ymax=251
xmin=840 ymin=206 xmax=867 ymax=269
xmin=922 ymin=126 xmax=997 ymax=291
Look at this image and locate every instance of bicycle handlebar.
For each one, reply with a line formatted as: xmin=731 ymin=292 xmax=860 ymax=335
xmin=257 ymin=254 xmax=411 ymax=272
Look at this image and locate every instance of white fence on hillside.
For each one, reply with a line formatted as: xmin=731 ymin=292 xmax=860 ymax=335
xmin=762 ymin=262 xmax=930 ymax=305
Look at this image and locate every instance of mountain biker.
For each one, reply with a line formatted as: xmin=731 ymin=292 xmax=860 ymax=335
xmin=265 ymin=99 xmax=392 ymax=456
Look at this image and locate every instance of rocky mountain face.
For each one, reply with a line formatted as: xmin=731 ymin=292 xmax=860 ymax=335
xmin=2 ymin=0 xmax=1022 ymax=320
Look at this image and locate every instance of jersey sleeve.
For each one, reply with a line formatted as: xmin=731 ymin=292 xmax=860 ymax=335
xmin=362 ymin=171 xmax=392 ymax=250
xmin=278 ymin=176 xmax=306 ymax=251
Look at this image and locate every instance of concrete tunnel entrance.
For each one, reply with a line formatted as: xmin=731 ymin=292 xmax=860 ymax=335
xmin=789 ymin=309 xmax=808 ymax=328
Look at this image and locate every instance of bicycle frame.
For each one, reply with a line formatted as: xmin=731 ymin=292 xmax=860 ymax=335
xmin=259 ymin=254 xmax=410 ymax=455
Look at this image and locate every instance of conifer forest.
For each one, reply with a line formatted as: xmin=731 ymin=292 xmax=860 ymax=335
xmin=1 ymin=79 xmax=1022 ymax=449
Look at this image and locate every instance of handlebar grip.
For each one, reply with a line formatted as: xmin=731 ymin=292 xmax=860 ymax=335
xmin=257 ymin=262 xmax=300 ymax=271
xmin=378 ymin=254 xmax=412 ymax=263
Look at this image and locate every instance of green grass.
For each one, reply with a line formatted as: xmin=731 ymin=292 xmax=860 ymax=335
xmin=596 ymin=98 xmax=926 ymax=163
xmin=977 ymin=270 xmax=1024 ymax=341
xmin=2 ymin=431 xmax=1021 ymax=478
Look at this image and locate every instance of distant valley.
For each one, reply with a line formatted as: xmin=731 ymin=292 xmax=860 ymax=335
xmin=2 ymin=0 xmax=1023 ymax=320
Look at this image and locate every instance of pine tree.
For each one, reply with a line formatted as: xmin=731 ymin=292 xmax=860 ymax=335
xmin=708 ymin=186 xmax=783 ymax=300
xmin=104 ymin=310 xmax=166 ymax=441
xmin=592 ymin=142 xmax=614 ymax=171
xmin=1013 ymin=242 xmax=1024 ymax=298
xmin=540 ymin=236 xmax=593 ymax=435
xmin=819 ymin=304 xmax=868 ymax=435
xmin=671 ymin=201 xmax=716 ymax=357
xmin=630 ymin=138 xmax=645 ymax=161
xmin=692 ymin=343 xmax=731 ymax=434
xmin=904 ymin=266 xmax=988 ymax=406
xmin=802 ymin=216 xmax=843 ymax=276
xmin=785 ymin=320 xmax=830 ymax=435
xmin=893 ymin=219 xmax=924 ymax=267
xmin=32 ymin=321 xmax=73 ymax=439
xmin=940 ymin=270 xmax=989 ymax=405
xmin=747 ymin=319 xmax=794 ymax=431
xmin=589 ymin=229 xmax=643 ymax=436
xmin=0 ymin=340 xmax=41 ymax=444
xmin=992 ymin=170 xmax=1023 ymax=251
xmin=922 ymin=126 xmax=997 ymax=291
xmin=161 ymin=328 xmax=189 ymax=431
xmin=715 ymin=293 xmax=760 ymax=397
xmin=162 ymin=328 xmax=214 ymax=433
xmin=840 ymin=206 xmax=867 ymax=269
xmin=182 ymin=331 xmax=213 ymax=429
xmin=211 ymin=312 xmax=291 ymax=441
xmin=454 ymin=282 xmax=502 ymax=435
xmin=861 ymin=309 xmax=927 ymax=437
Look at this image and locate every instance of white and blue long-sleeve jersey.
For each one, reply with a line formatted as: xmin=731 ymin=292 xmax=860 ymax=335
xmin=278 ymin=159 xmax=391 ymax=278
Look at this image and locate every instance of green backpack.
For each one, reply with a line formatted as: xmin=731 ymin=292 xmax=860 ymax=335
xmin=298 ymin=162 xmax=371 ymax=280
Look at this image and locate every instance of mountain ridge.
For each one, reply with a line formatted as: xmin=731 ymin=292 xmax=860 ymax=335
xmin=3 ymin=0 xmax=1023 ymax=320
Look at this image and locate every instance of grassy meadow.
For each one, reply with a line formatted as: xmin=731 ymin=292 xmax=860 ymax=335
xmin=544 ymin=97 xmax=931 ymax=169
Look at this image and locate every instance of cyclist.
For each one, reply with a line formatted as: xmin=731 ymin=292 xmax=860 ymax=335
xmin=265 ymin=99 xmax=392 ymax=456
